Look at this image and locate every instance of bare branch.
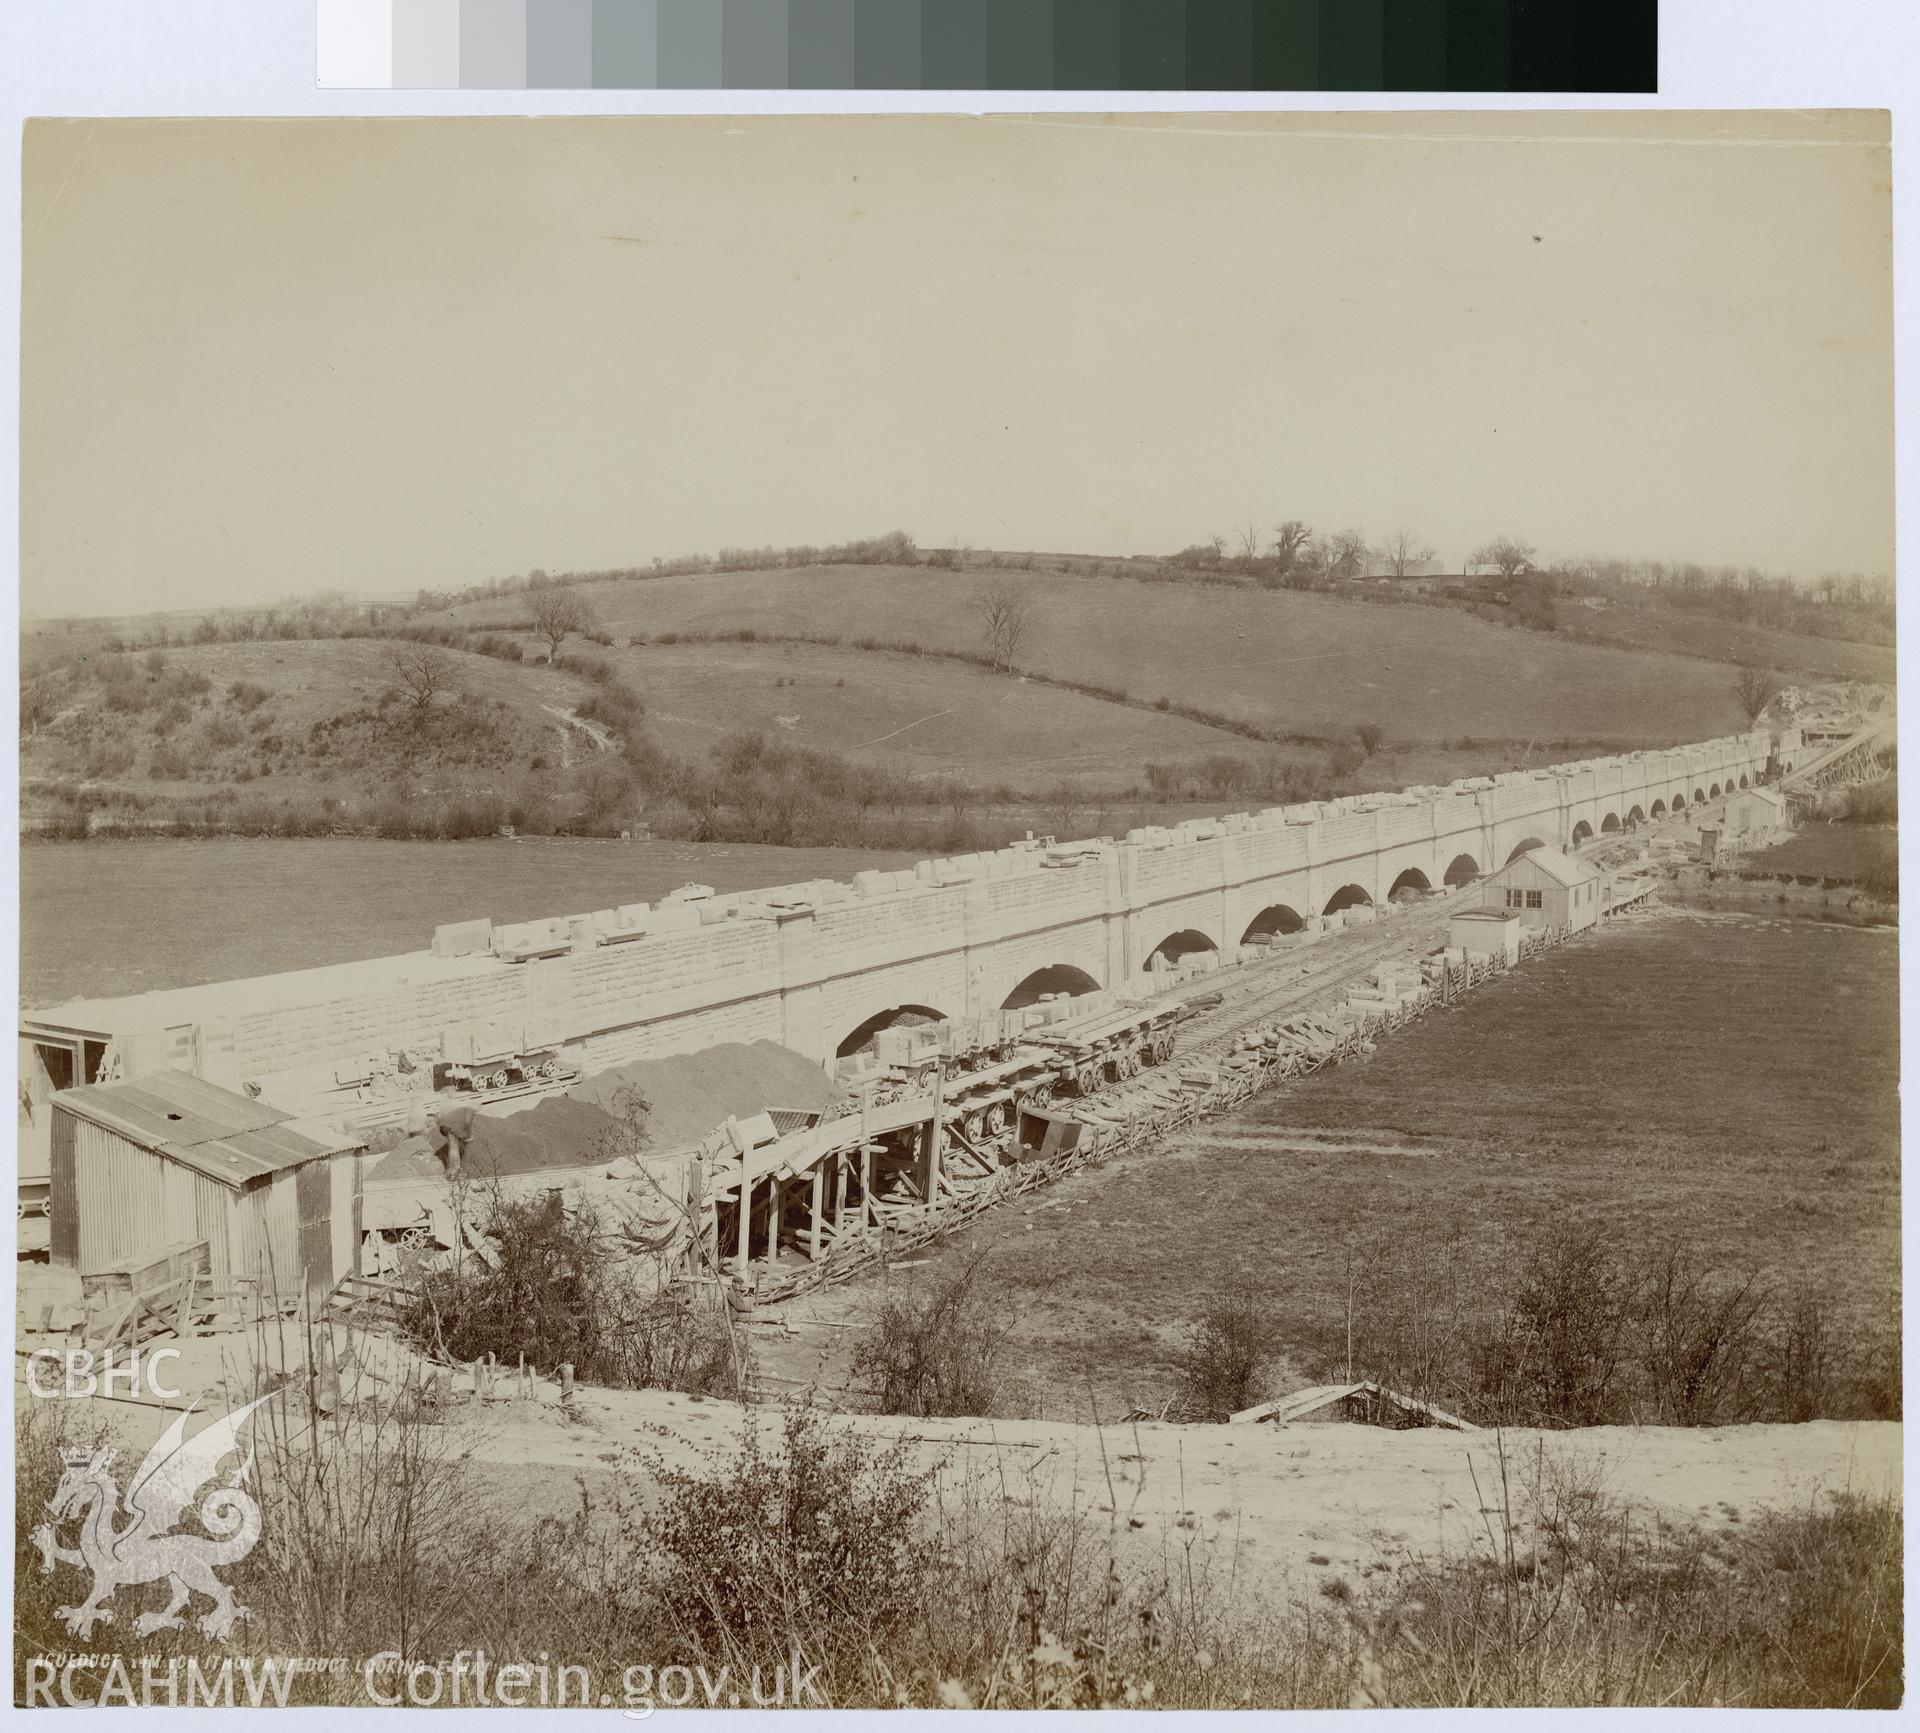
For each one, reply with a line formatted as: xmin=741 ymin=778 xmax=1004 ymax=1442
xmin=529 ymin=586 xmax=596 ymax=661
xmin=971 ymin=575 xmax=1035 ymax=673
xmin=386 ymin=641 xmax=458 ymax=712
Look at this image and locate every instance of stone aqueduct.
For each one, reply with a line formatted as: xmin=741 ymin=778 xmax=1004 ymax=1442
xmin=789 ymin=731 xmax=1771 ymax=1061
xmin=26 ymin=732 xmax=1773 ymax=1101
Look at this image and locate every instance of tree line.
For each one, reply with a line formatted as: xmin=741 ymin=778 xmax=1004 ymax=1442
xmin=1170 ymin=521 xmax=1892 ymax=644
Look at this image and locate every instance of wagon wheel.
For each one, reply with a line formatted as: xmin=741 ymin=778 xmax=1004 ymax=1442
xmin=488 ymin=1070 xmax=511 ymax=1091
xmin=399 ymin=1226 xmax=431 ymax=1250
xmin=983 ymin=1102 xmax=1007 ymax=1137
xmin=1077 ymin=1064 xmax=1102 ymax=1096
xmin=962 ymin=1110 xmax=986 ymax=1142
xmin=537 ymin=1057 xmax=560 ymax=1080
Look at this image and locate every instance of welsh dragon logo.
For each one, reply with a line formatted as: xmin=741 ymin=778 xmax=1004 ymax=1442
xmin=30 ymin=1394 xmax=272 ymax=1642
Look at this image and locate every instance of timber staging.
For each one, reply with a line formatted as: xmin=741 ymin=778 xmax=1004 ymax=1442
xmin=704 ymin=910 xmax=1590 ymax=1304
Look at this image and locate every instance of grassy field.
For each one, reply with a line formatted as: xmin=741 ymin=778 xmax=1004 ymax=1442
xmin=1552 ymin=600 xmax=1893 ymax=680
xmin=449 ymin=563 xmax=1854 ymax=747
xmin=614 ymin=637 xmax=1280 ymax=790
xmin=1740 ymin=825 xmax=1899 ymax=890
xmin=890 ymin=909 xmax=1901 ymax=1425
xmin=18 ymin=835 xmax=917 ymax=1005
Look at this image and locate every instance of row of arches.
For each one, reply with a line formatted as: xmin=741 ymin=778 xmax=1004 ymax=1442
xmin=839 ymin=771 xmax=1759 ymax=1051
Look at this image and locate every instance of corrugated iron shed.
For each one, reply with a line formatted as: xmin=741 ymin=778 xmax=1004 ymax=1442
xmin=52 ymin=1071 xmax=360 ymax=1190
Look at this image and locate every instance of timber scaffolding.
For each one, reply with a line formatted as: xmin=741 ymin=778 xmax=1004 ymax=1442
xmin=693 ymin=920 xmax=1582 ymax=1307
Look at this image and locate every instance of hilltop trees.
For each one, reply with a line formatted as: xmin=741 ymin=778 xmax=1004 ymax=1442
xmin=1271 ymin=519 xmax=1313 ymax=575
xmin=1471 ymin=535 xmax=1537 ymax=581
xmin=1322 ymin=527 xmax=1370 ymax=580
xmin=1378 ymin=527 xmax=1436 ymax=580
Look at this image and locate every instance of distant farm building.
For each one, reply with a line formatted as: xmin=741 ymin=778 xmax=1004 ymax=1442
xmin=1480 ymin=846 xmax=1605 ymax=934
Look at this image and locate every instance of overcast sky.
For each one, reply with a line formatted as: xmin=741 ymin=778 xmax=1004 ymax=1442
xmin=20 ymin=111 xmax=1893 ymax=618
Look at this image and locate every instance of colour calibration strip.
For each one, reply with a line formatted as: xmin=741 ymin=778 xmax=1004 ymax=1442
xmin=320 ymin=1 xmax=1655 ymax=92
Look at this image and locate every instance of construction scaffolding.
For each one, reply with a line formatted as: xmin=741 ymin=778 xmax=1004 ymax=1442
xmin=693 ymin=926 xmax=1577 ymax=1306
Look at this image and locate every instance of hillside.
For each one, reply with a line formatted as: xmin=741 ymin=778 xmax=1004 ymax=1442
xmin=599 ymin=637 xmax=1280 ymax=791
xmin=21 ymin=638 xmax=600 ymax=803
xmin=447 ymin=564 xmax=1816 ymax=749
xmin=1552 ymin=599 xmax=1893 ymax=679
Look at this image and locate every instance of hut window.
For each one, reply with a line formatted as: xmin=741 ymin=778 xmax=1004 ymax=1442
xmin=1526 ymin=890 xmax=1543 ymax=909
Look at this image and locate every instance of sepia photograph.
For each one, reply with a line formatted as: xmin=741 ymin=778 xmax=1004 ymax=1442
xmin=12 ymin=110 xmax=1901 ymax=1710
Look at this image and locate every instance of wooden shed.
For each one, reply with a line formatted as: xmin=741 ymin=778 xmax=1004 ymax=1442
xmin=1231 ymin=1380 xmax=1476 ymax=1431
xmin=1481 ymin=845 xmax=1605 ymax=934
xmin=1723 ymin=786 xmax=1789 ymax=837
xmin=48 ymin=1071 xmax=365 ymax=1304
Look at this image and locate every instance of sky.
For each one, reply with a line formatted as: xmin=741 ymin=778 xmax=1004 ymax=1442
xmin=19 ymin=111 xmax=1894 ymax=618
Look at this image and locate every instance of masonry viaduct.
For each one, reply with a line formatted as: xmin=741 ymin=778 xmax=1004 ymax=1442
xmin=761 ymin=729 xmax=1773 ymax=1063
xmin=24 ymin=732 xmax=1773 ymax=1112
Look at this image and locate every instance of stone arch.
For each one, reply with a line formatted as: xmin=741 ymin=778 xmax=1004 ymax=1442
xmin=1145 ymin=929 xmax=1217 ymax=971
xmin=1600 ymin=812 xmax=1621 ymax=834
xmin=1505 ymin=836 xmax=1547 ymax=864
xmin=1001 ymin=964 xmax=1100 ymax=1010
xmin=1570 ymin=820 xmax=1594 ymax=846
xmin=1650 ymin=798 xmax=1668 ymax=817
xmin=1671 ymin=792 xmax=1687 ymax=811
xmin=1387 ymin=866 xmax=1431 ymax=903
xmin=1694 ymin=787 xmax=1707 ymax=804
xmin=1738 ymin=773 xmax=1749 ymax=788
xmin=1626 ymin=805 xmax=1646 ymax=825
xmin=1709 ymin=782 xmax=1722 ymax=799
xmin=1240 ymin=904 xmax=1305 ymax=942
xmin=836 ymin=1003 xmax=948 ymax=1060
xmin=1322 ymin=883 xmax=1373 ymax=915
xmin=1443 ymin=852 xmax=1482 ymax=886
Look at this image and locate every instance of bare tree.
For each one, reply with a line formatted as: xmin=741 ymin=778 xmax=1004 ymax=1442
xmin=973 ymin=575 xmax=1035 ymax=673
xmin=1471 ymin=536 xmax=1537 ymax=582
xmin=387 ymin=642 xmax=458 ymax=712
xmin=1324 ymin=527 xmax=1369 ymax=580
xmin=1378 ymin=526 xmax=1436 ymax=580
xmin=529 ymin=586 xmax=596 ymax=662
xmin=1731 ymin=662 xmax=1781 ymax=725
xmin=1271 ymin=519 xmax=1312 ymax=573
xmin=1234 ymin=522 xmax=1263 ymax=563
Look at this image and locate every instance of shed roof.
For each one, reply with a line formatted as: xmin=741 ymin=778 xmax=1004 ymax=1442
xmin=52 ymin=1070 xmax=362 ymax=1190
xmin=1491 ymin=845 xmax=1601 ymax=889
xmin=1230 ymin=1380 xmax=1476 ymax=1431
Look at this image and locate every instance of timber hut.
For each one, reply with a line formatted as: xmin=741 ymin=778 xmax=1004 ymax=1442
xmin=1481 ymin=845 xmax=1605 ymax=934
xmin=48 ymin=1071 xmax=365 ymax=1304
xmin=1230 ymin=1380 xmax=1476 ymax=1431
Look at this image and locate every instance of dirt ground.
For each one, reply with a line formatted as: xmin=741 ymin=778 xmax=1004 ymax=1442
xmin=451 ymin=1384 xmax=1901 ymax=1608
